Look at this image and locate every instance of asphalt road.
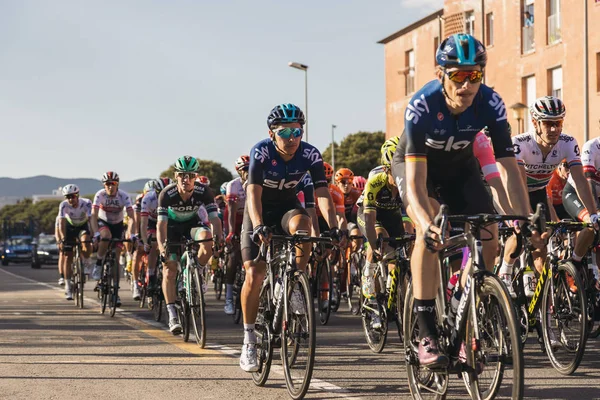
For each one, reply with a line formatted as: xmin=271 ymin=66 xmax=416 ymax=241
xmin=1 ymin=263 xmax=599 ymax=400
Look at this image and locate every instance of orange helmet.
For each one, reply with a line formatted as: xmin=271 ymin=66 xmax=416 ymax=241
xmin=335 ymin=168 xmax=354 ymax=183
xmin=323 ymin=162 xmax=334 ymax=180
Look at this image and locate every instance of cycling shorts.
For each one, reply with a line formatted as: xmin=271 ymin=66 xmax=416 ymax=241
xmin=166 ymin=218 xmax=211 ymax=261
xmin=356 ymin=206 xmax=405 ymax=238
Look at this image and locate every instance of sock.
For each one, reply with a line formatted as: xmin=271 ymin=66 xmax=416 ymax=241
xmin=226 ymin=284 xmax=233 ymax=300
xmin=95 ymin=257 xmax=103 ymax=266
xmin=167 ymin=303 xmax=177 ymax=320
xmin=499 ymin=260 xmax=514 ymax=276
xmin=415 ymin=299 xmax=438 ymax=340
xmin=60 ymin=273 xmax=64 ymax=279
xmin=244 ymin=323 xmax=256 ymax=344
xmin=363 ymin=260 xmax=376 ymax=277
xmin=571 ymin=253 xmax=583 ymax=263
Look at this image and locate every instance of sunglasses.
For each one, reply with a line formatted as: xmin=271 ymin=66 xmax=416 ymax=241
xmin=338 ymin=179 xmax=351 ymax=185
xmin=65 ymin=194 xmax=78 ymax=199
xmin=104 ymin=182 xmax=117 ymax=187
xmin=176 ymin=172 xmax=197 ymax=180
xmin=272 ymin=127 xmax=303 ymax=139
xmin=444 ymin=69 xmax=484 ymax=84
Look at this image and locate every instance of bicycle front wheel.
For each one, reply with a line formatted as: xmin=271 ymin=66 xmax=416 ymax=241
xmin=281 ymin=271 xmax=315 ymax=400
xmin=101 ymin=266 xmax=111 ymax=315
xmin=214 ymin=269 xmax=223 ymax=300
xmin=191 ymin=267 xmax=206 ymax=348
xmin=252 ymin=280 xmax=273 ymax=387
xmin=74 ymin=256 xmax=84 ymax=309
xmin=317 ymin=259 xmax=333 ymax=325
xmin=110 ymin=264 xmax=120 ymax=317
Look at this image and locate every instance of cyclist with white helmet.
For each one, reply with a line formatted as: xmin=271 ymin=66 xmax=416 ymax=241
xmin=57 ymin=184 xmax=93 ymax=300
xmin=91 ymin=171 xmax=136 ymax=306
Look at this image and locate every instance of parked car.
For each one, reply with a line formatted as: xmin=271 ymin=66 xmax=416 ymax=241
xmin=32 ymin=234 xmax=59 ymax=268
xmin=1 ymin=235 xmax=34 ymax=266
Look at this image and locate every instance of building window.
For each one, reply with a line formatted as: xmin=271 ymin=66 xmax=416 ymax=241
xmin=465 ymin=11 xmax=475 ymax=35
xmin=549 ymin=66 xmax=562 ymax=98
xmin=596 ymin=53 xmax=600 ymax=92
xmin=405 ymin=49 xmax=415 ymax=96
xmin=523 ymin=75 xmax=536 ymax=133
xmin=485 ymin=13 xmax=494 ymax=46
xmin=433 ymin=36 xmax=439 ymax=66
xmin=522 ymin=0 xmax=535 ymax=53
xmin=548 ymin=0 xmax=561 ymax=44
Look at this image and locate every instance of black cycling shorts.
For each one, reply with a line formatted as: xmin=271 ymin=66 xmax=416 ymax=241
xmin=356 ymin=207 xmax=405 ymax=238
xmin=62 ymin=223 xmax=90 ymax=252
xmin=553 ymin=203 xmax=570 ymax=220
xmin=529 ymin=189 xmax=551 ymax=221
xmin=98 ymin=219 xmax=124 ymax=241
xmin=241 ymin=199 xmax=309 ymax=262
xmin=166 ymin=218 xmax=210 ymax=260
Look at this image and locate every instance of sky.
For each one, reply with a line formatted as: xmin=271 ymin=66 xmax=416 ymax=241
xmin=1 ymin=0 xmax=444 ymax=180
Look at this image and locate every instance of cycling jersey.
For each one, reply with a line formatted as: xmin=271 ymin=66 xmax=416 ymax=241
xmin=58 ymin=198 xmax=92 ymax=227
xmin=133 ymin=193 xmax=144 ymax=213
xmin=140 ymin=190 xmax=159 ymax=221
xmin=226 ymin=177 xmax=246 ymax=213
xmin=157 ymin=182 xmax=215 ymax=224
xmin=547 ymin=169 xmax=566 ymax=206
xmin=343 ymin=187 xmax=361 ymax=219
xmin=567 ymin=137 xmax=600 ymax=191
xmin=295 ymin=173 xmax=315 ymax=208
xmin=513 ymin=132 xmax=581 ymax=192
xmin=93 ymin=189 xmax=133 ymax=224
xmin=316 ymin=184 xmax=345 ymax=217
xmin=248 ymin=138 xmax=327 ymax=204
xmin=358 ymin=171 xmax=402 ymax=211
xmin=368 ymin=165 xmax=385 ymax=178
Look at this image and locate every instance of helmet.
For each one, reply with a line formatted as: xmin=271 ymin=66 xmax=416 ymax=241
xmin=102 ymin=171 xmax=120 ymax=183
xmin=267 ymin=103 xmax=305 ymax=129
xmin=197 ymin=175 xmax=210 ymax=186
xmin=220 ymin=182 xmax=228 ymax=195
xmin=158 ymin=177 xmax=173 ymax=190
xmin=436 ymin=33 xmax=487 ymax=68
xmin=353 ymin=176 xmax=367 ymax=191
xmin=381 ymin=136 xmax=400 ymax=168
xmin=530 ymin=96 xmax=566 ymax=121
xmin=62 ymin=184 xmax=79 ymax=196
xmin=235 ymin=155 xmax=250 ymax=173
xmin=174 ymin=156 xmax=200 ymax=173
xmin=334 ymin=168 xmax=354 ymax=183
xmin=143 ymin=180 xmax=156 ymax=194
xmin=323 ymin=162 xmax=334 ymax=180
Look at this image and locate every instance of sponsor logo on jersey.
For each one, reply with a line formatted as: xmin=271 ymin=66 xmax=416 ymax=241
xmin=104 ymin=198 xmax=122 ymax=207
xmin=516 ymin=135 xmax=531 ymax=143
xmin=263 ymin=178 xmax=301 ymax=190
xmin=302 ymin=147 xmax=323 ymax=165
xmin=272 ymin=159 xmax=277 ymax=166
xmin=425 ymin=136 xmax=470 ymax=151
xmin=301 ymin=173 xmax=312 ymax=186
xmin=405 ymin=94 xmax=430 ymax=125
xmin=167 ymin=187 xmax=178 ymax=196
xmin=574 ymin=145 xmax=580 ymax=156
xmin=254 ymin=145 xmax=270 ymax=163
xmin=458 ymin=124 xmax=479 ymax=133
xmin=488 ymin=92 xmax=508 ymax=121
xmin=170 ymin=205 xmax=199 ymax=212
xmin=559 ymin=135 xmax=574 ymax=143
xmin=437 ymin=112 xmax=444 ymax=121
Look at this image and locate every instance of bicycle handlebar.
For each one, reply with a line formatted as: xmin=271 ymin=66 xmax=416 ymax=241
xmin=252 ymin=234 xmax=332 ymax=264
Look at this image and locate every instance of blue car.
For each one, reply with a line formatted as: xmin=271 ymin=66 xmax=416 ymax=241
xmin=1 ymin=235 xmax=34 ymax=266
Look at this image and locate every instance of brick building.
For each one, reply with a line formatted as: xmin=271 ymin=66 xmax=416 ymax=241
xmin=379 ymin=0 xmax=600 ymax=147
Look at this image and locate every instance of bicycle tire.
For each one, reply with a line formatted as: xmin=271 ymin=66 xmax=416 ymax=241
xmin=76 ymin=255 xmax=84 ymax=309
xmin=394 ymin=269 xmax=408 ymax=344
xmin=182 ymin=298 xmax=191 ymax=342
xmin=281 ymin=272 xmax=315 ymax=400
xmin=190 ymin=267 xmax=206 ymax=348
xmin=541 ymin=261 xmax=588 ymax=375
xmin=215 ymin=269 xmax=223 ymax=300
xmin=252 ymin=281 xmax=273 ymax=387
xmin=152 ymin=270 xmax=164 ymax=322
xmin=101 ymin=265 xmax=111 ymax=315
xmin=232 ymin=271 xmax=244 ymax=324
xmin=110 ymin=263 xmax=120 ymax=317
xmin=317 ymin=259 xmax=333 ymax=325
xmin=464 ymin=274 xmax=523 ymax=400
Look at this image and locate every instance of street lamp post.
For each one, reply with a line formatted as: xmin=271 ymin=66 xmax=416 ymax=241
xmin=331 ymin=124 xmax=337 ymax=173
xmin=288 ymin=62 xmax=309 ymax=142
xmin=510 ymin=102 xmax=528 ymax=134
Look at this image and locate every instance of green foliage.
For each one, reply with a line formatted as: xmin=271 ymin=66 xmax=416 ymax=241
xmin=0 ymin=198 xmax=62 ymax=236
xmin=160 ymin=159 xmax=234 ymax=194
xmin=322 ymin=131 xmax=386 ymax=178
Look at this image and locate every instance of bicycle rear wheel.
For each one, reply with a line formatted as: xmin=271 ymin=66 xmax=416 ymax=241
xmin=317 ymin=259 xmax=333 ymax=325
xmin=100 ymin=266 xmax=111 ymax=315
xmin=110 ymin=264 xmax=120 ymax=317
xmin=74 ymin=256 xmax=84 ymax=309
xmin=214 ymin=268 xmax=223 ymax=300
xmin=281 ymin=272 xmax=315 ymax=400
xmin=252 ymin=281 xmax=273 ymax=387
xmin=464 ymin=274 xmax=523 ymax=400
xmin=361 ymin=291 xmax=388 ymax=353
xmin=542 ymin=261 xmax=587 ymax=375
xmin=190 ymin=267 xmax=206 ymax=348
xmin=347 ymin=252 xmax=362 ymax=315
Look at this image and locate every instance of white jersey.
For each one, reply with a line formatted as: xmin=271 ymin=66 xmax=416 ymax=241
xmin=92 ymin=189 xmax=133 ymax=224
xmin=568 ymin=137 xmax=600 ymax=190
xmin=226 ymin=177 xmax=246 ymax=212
xmin=512 ymin=132 xmax=581 ymax=192
xmin=140 ymin=190 xmax=159 ymax=221
xmin=58 ymin=198 xmax=92 ymax=227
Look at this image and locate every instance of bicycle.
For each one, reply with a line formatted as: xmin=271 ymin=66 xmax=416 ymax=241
xmin=65 ymin=237 xmax=92 ymax=309
xmin=227 ymin=235 xmax=245 ymax=324
xmin=360 ymin=234 xmax=414 ymax=353
xmin=137 ymin=236 xmax=158 ymax=309
xmin=213 ymin=250 xmax=225 ymax=300
xmin=309 ymin=238 xmax=335 ymax=325
xmin=403 ymin=205 xmax=544 ymax=400
xmin=252 ymin=231 xmax=330 ymax=400
xmin=97 ymin=238 xmax=131 ymax=317
xmin=346 ymin=234 xmax=365 ymax=315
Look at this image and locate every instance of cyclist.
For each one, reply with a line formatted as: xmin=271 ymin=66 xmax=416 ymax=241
xmin=91 ymin=172 xmax=136 ymax=307
xmin=547 ymin=159 xmax=570 ymax=221
xmin=239 ymin=103 xmax=342 ymax=372
xmin=130 ymin=187 xmax=149 ymax=300
xmin=54 ymin=216 xmax=64 ymax=286
xmin=223 ymin=155 xmax=249 ymax=315
xmin=500 ymin=96 xmax=596 ymax=295
xmin=57 ymin=184 xmax=92 ymax=300
xmin=157 ymin=156 xmax=223 ymax=334
xmin=391 ymin=33 xmax=539 ymax=367
xmin=335 ymin=168 xmax=362 ymax=252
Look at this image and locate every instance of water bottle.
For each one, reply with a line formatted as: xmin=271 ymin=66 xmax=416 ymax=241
xmin=523 ymin=266 xmax=536 ymax=297
xmin=446 ymin=273 xmax=459 ymax=302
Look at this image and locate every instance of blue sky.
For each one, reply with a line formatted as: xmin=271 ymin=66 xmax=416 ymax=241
xmin=1 ymin=0 xmax=443 ymax=180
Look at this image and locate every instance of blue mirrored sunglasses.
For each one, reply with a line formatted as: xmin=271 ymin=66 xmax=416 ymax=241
xmin=273 ymin=127 xmax=303 ymax=139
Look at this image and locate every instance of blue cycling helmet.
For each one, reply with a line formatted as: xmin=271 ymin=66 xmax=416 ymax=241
xmin=220 ymin=182 xmax=227 ymax=195
xmin=267 ymin=103 xmax=305 ymax=129
xmin=436 ymin=33 xmax=487 ymax=68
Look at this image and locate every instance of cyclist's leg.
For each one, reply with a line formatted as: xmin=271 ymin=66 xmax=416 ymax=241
xmin=192 ymin=226 xmax=212 ymax=266
xmin=225 ymin=221 xmax=242 ymax=313
xmin=282 ymin=207 xmax=311 ymax=272
xmin=94 ymin=220 xmax=112 ymax=278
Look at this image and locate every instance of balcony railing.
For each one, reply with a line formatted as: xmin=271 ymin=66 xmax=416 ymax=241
xmin=405 ymin=70 xmax=415 ymax=96
xmin=522 ymin=25 xmax=535 ymax=54
xmin=548 ymin=13 xmax=561 ymax=44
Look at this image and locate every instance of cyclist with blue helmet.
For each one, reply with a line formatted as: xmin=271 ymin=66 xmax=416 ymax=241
xmin=239 ymin=103 xmax=343 ymax=372
xmin=391 ymin=33 xmax=543 ymax=367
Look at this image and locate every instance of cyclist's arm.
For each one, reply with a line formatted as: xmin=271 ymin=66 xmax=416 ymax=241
xmin=363 ymin=210 xmax=378 ymax=249
xmin=90 ymin=207 xmax=99 ymax=235
xmin=582 ymin=141 xmax=600 ymax=211
xmin=246 ymin=184 xmax=264 ymax=228
xmin=548 ymin=201 xmax=559 ymax=222
xmin=487 ymin=176 xmax=514 ymax=215
xmin=306 ymin=207 xmax=319 ymax=237
xmin=157 ymin=218 xmax=167 ymax=256
xmin=337 ymin=212 xmax=347 ymax=232
xmin=126 ymin=207 xmax=136 ymax=236
xmin=140 ymin=215 xmax=149 ymax=244
xmin=405 ymin=159 xmax=435 ymax=229
xmin=497 ymin=157 xmax=531 ymax=215
xmin=227 ymin=199 xmax=237 ymax=235
xmin=570 ymin=164 xmax=597 ymax=221
xmin=315 ymin=186 xmax=339 ymax=230
xmin=59 ymin=218 xmax=67 ymax=242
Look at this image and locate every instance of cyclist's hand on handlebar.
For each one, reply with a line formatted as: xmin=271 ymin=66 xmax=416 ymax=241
xmin=424 ymin=223 xmax=445 ymax=252
xmin=252 ymin=225 xmax=272 ymax=245
xmin=93 ymin=231 xmax=101 ymax=243
xmin=225 ymin=231 xmax=235 ymax=245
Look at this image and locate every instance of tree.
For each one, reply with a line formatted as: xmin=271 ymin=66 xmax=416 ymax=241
xmin=0 ymin=198 xmax=62 ymax=236
xmin=160 ymin=159 xmax=234 ymax=194
xmin=322 ymin=131 xmax=386 ymax=178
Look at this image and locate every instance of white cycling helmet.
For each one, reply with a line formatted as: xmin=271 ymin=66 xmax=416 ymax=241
xmin=530 ymin=96 xmax=566 ymax=121
xmin=62 ymin=184 xmax=80 ymax=196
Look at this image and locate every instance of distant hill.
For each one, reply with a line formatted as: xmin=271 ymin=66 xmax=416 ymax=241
xmin=0 ymin=175 xmax=151 ymax=197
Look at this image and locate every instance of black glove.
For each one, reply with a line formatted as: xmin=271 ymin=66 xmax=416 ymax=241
xmin=252 ymin=225 xmax=272 ymax=244
xmin=329 ymin=227 xmax=342 ymax=243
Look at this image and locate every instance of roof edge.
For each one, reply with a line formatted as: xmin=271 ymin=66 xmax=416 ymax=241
xmin=377 ymin=9 xmax=444 ymax=44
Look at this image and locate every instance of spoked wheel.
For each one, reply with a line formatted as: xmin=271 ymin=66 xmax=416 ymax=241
xmin=541 ymin=261 xmax=588 ymax=375
xmin=464 ymin=274 xmax=523 ymax=400
xmin=100 ymin=266 xmax=111 ymax=315
xmin=182 ymin=298 xmax=191 ymax=342
xmin=190 ymin=267 xmax=206 ymax=348
xmin=317 ymin=259 xmax=333 ymax=325
xmin=281 ymin=272 xmax=315 ymax=400
xmin=394 ymin=271 xmax=409 ymax=344
xmin=403 ymin=283 xmax=447 ymax=400
xmin=214 ymin=269 xmax=223 ymax=300
xmin=110 ymin=265 xmax=120 ymax=317
xmin=74 ymin=257 xmax=84 ymax=309
xmin=232 ymin=269 xmax=245 ymax=324
xmin=252 ymin=281 xmax=274 ymax=387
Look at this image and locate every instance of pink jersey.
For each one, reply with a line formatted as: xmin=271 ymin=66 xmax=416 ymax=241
xmin=473 ymin=131 xmax=500 ymax=181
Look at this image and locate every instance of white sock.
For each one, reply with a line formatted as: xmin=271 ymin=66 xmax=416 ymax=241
xmin=243 ymin=323 xmax=256 ymax=344
xmin=167 ymin=304 xmax=177 ymax=320
xmin=363 ymin=260 xmax=376 ymax=277
xmin=499 ymin=260 xmax=514 ymax=276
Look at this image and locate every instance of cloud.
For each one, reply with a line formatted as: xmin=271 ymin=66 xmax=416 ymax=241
xmin=399 ymin=0 xmax=444 ymax=9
